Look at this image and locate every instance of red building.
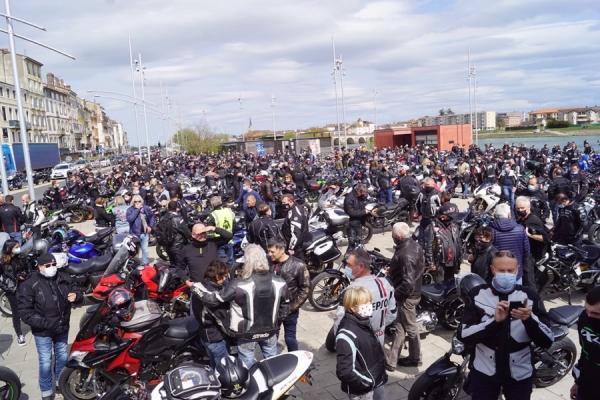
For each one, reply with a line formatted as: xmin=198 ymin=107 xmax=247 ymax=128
xmin=374 ymin=124 xmax=471 ymax=151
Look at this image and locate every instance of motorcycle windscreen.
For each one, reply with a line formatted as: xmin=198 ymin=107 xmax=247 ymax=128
xmin=76 ymin=298 xmax=110 ymax=342
xmin=102 ymin=245 xmax=130 ymax=280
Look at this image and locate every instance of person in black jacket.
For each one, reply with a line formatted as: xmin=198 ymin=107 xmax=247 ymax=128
xmin=180 ymin=223 xmax=233 ymax=283
xmin=267 ymin=237 xmax=310 ymax=352
xmin=343 ymin=184 xmax=375 ymax=243
xmin=281 ymin=193 xmax=308 ymax=260
xmin=376 ymin=163 xmax=394 ymax=203
xmin=571 ymin=286 xmax=600 ymax=400
xmin=191 ymin=260 xmax=230 ymax=370
xmin=551 ymin=193 xmax=587 ymax=246
xmin=18 ymin=253 xmax=83 ymax=400
xmin=0 ymin=239 xmax=29 ymax=346
xmin=422 ymin=204 xmax=463 ymax=282
xmin=568 ymin=164 xmax=589 ymax=203
xmin=336 ymin=286 xmax=387 ymax=399
xmin=247 ymin=204 xmax=283 ymax=252
xmin=163 ymin=201 xmax=192 ymax=271
xmin=547 ymin=168 xmax=571 ymax=223
xmin=0 ymin=194 xmax=27 ymax=245
xmin=385 ymin=222 xmax=424 ymax=371
xmin=518 ymin=176 xmax=550 ymax=223
xmin=468 ymin=226 xmax=497 ymax=282
xmin=259 ymin=174 xmax=276 ymax=219
xmin=94 ymin=197 xmax=116 ymax=227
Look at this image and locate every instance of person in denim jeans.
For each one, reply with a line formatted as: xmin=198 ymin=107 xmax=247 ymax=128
xmin=0 ymin=194 xmax=26 ymax=245
xmin=126 ymin=195 xmax=156 ymax=265
xmin=18 ymin=253 xmax=83 ymax=400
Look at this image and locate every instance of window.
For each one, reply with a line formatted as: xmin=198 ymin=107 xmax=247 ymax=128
xmin=1 ymin=106 xmax=6 ymax=121
xmin=26 ymin=63 xmax=30 ymax=74
xmin=12 ymin=90 xmax=15 ymax=98
xmin=6 ymin=89 xmax=9 ymax=99
xmin=24 ymin=93 xmax=27 ymax=102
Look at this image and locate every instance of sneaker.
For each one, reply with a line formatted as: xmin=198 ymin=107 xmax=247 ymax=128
xmin=397 ymin=357 xmax=422 ymax=367
xmin=17 ymin=335 xmax=25 ymax=347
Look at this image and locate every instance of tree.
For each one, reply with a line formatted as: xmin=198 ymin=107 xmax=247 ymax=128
xmin=438 ymin=109 xmax=446 ymax=116
xmin=446 ymin=108 xmax=455 ymax=115
xmin=172 ymin=120 xmax=229 ymax=154
xmin=496 ymin=116 xmax=506 ymax=130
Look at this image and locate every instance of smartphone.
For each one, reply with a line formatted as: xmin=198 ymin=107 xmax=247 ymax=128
xmin=509 ymin=301 xmax=525 ymax=311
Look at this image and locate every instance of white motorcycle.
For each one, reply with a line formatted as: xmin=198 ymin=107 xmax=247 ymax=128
xmin=470 ymin=182 xmax=502 ymax=213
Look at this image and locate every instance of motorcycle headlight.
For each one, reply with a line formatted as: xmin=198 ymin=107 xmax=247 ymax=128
xmin=451 ymin=336 xmax=465 ymax=355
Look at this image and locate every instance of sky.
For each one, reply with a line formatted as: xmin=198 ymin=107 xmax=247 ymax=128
xmin=5 ymin=0 xmax=600 ymax=146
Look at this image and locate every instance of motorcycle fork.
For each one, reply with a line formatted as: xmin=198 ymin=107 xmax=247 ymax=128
xmin=442 ymin=356 xmax=469 ymax=393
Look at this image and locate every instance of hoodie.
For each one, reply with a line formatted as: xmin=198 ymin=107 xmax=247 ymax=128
xmin=490 ymin=218 xmax=530 ymax=279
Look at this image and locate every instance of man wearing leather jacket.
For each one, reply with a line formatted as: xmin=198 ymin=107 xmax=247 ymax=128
xmin=259 ymin=174 xmax=276 ymax=218
xmin=422 ymin=204 xmax=463 ymax=282
xmin=551 ymin=194 xmax=587 ymax=246
xmin=568 ymin=164 xmax=589 ymax=203
xmin=163 ymin=201 xmax=192 ymax=271
xmin=0 ymin=195 xmax=26 ymax=244
xmin=21 ymin=194 xmax=45 ymax=229
xmin=517 ymin=176 xmax=550 ymax=222
xmin=376 ymin=163 xmax=394 ymax=203
xmin=344 ymin=183 xmax=375 ymax=243
xmin=44 ymin=180 xmax=63 ymax=210
xmin=385 ymin=222 xmax=424 ymax=371
xmin=281 ymin=194 xmax=308 ymax=260
xmin=267 ymin=237 xmax=310 ymax=352
xmin=66 ymin=175 xmax=81 ymax=196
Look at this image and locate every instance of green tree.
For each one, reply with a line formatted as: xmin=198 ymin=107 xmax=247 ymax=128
xmin=496 ymin=116 xmax=506 ymax=130
xmin=172 ymin=120 xmax=229 ymax=154
xmin=446 ymin=108 xmax=455 ymax=115
xmin=438 ymin=109 xmax=446 ymax=116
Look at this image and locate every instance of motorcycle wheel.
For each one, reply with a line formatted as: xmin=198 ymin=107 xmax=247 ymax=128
xmin=230 ymin=262 xmax=244 ymax=279
xmin=70 ymin=209 xmax=85 ymax=223
xmin=309 ymin=272 xmax=348 ymax=311
xmin=470 ymin=198 xmax=485 ymax=213
xmin=360 ymin=224 xmax=373 ymax=244
xmin=407 ymin=373 xmax=462 ymax=400
xmin=156 ymin=244 xmax=169 ymax=261
xmin=588 ymin=223 xmax=600 ymax=245
xmin=303 ymin=203 xmax=313 ymax=217
xmin=0 ymin=366 xmax=22 ymax=400
xmin=422 ymin=271 xmax=434 ymax=285
xmin=439 ymin=293 xmax=464 ymax=330
xmin=34 ymin=179 xmax=40 ymax=185
xmin=41 ymin=205 xmax=50 ymax=216
xmin=83 ymin=206 xmax=94 ymax=220
xmin=307 ymin=192 xmax=319 ymax=203
xmin=59 ymin=367 xmax=110 ymax=400
xmin=533 ymin=337 xmax=577 ymax=388
xmin=0 ymin=290 xmax=13 ymax=317
xmin=325 ymin=326 xmax=336 ymax=352
xmin=148 ymin=233 xmax=157 ymax=247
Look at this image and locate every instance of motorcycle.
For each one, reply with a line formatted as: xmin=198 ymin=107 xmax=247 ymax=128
xmin=407 ymin=305 xmax=581 ymax=400
xmin=469 ymin=182 xmax=502 ymax=213
xmin=0 ymin=358 xmax=21 ymax=400
xmin=58 ymin=298 xmax=206 ymax=400
xmin=366 ymin=197 xmax=411 ymax=230
xmin=309 ymin=206 xmax=374 ymax=244
xmin=149 ymin=352 xmax=314 ymax=400
xmin=48 ymin=227 xmax=114 ymax=264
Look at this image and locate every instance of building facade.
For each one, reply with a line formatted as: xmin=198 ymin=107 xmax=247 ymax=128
xmin=557 ymin=107 xmax=600 ymax=125
xmin=497 ymin=111 xmax=524 ymax=127
xmin=374 ymin=124 xmax=471 ymax=151
xmin=419 ymin=111 xmax=496 ymax=130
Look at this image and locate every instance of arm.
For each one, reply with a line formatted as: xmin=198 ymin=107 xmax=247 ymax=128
xmin=211 ymin=227 xmax=233 ymax=244
xmin=521 ymin=290 xmax=554 ymax=349
xmin=335 ymin=332 xmax=373 ymax=392
xmin=17 ymin=281 xmax=48 ymax=330
xmin=289 ymin=264 xmax=310 ymax=313
xmin=384 ymin=280 xmax=397 ymax=327
xmin=126 ymin=207 xmax=139 ymax=223
xmin=457 ymin=290 xmax=502 ymax=345
xmin=191 ymin=279 xmax=238 ymax=307
xmin=422 ymin=225 xmax=435 ymax=265
xmin=69 ymin=275 xmax=84 ymax=305
xmin=147 ymin=206 xmax=156 ymax=228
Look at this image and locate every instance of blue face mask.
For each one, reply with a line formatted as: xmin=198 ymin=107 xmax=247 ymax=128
xmin=493 ymin=272 xmax=517 ymax=291
xmin=527 ymin=185 xmax=536 ymax=191
xmin=344 ymin=266 xmax=355 ymax=280
xmin=557 ymin=204 xmax=566 ymax=209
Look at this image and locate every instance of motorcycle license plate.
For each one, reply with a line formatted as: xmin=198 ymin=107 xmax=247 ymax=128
xmin=574 ymin=266 xmax=582 ymax=276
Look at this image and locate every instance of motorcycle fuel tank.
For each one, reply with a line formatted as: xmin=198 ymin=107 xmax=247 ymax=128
xmin=69 ymin=242 xmax=99 ymax=259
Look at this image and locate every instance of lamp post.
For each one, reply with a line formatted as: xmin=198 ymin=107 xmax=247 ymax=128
xmin=336 ymin=55 xmax=348 ymax=146
xmin=238 ymin=95 xmax=244 ymax=141
xmin=331 ymin=37 xmax=341 ymax=148
xmin=128 ymin=35 xmax=143 ymax=162
xmin=134 ymin=54 xmax=151 ymax=163
xmin=271 ymin=93 xmax=276 ymax=141
xmin=159 ymin=77 xmax=169 ymax=156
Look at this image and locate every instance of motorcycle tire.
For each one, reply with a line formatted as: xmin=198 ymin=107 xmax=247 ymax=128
xmin=325 ymin=326 xmax=336 ymax=352
xmin=361 ymin=223 xmax=373 ymax=244
xmin=0 ymin=290 xmax=13 ymax=317
xmin=83 ymin=206 xmax=94 ymax=220
xmin=230 ymin=262 xmax=244 ymax=279
xmin=407 ymin=372 xmax=463 ymax=400
xmin=70 ymin=209 xmax=85 ymax=223
xmin=422 ymin=271 xmax=434 ymax=285
xmin=533 ymin=337 xmax=577 ymax=388
xmin=156 ymin=244 xmax=169 ymax=261
xmin=307 ymin=192 xmax=319 ymax=203
xmin=439 ymin=293 xmax=465 ymax=330
xmin=309 ymin=271 xmax=348 ymax=311
xmin=148 ymin=233 xmax=157 ymax=247
xmin=470 ymin=198 xmax=485 ymax=213
xmin=0 ymin=366 xmax=22 ymax=400
xmin=34 ymin=179 xmax=40 ymax=185
xmin=588 ymin=223 xmax=600 ymax=246
xmin=59 ymin=367 xmax=110 ymax=400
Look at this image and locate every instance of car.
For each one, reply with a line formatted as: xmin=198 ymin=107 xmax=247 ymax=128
xmin=98 ymin=158 xmax=110 ymax=167
xmin=73 ymin=159 xmax=90 ymax=169
xmin=51 ymin=163 xmax=74 ymax=179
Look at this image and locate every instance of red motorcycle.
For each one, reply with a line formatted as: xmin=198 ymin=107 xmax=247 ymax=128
xmin=59 ymin=291 xmax=205 ymax=400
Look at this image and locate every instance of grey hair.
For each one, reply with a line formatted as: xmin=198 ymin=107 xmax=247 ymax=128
xmin=241 ymin=244 xmax=270 ymax=279
xmin=392 ymin=222 xmax=410 ymax=239
xmin=348 ymin=248 xmax=371 ymax=271
xmin=515 ymin=196 xmax=531 ymax=208
xmin=422 ymin=177 xmax=435 ymax=185
xmin=131 ymin=194 xmax=143 ymax=204
xmin=355 ymin=183 xmax=368 ymax=192
xmin=494 ymin=203 xmax=511 ymax=219
xmin=209 ymin=195 xmax=222 ymax=208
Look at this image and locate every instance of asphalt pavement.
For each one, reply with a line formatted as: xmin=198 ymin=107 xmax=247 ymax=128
xmin=0 ymin=197 xmax=582 ymax=400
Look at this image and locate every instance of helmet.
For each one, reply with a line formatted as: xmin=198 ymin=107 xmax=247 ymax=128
xmin=457 ymin=273 xmax=486 ymax=301
xmin=122 ymin=235 xmax=141 ymax=257
xmin=216 ymin=356 xmax=249 ymax=398
xmin=33 ymin=239 xmax=49 ymax=255
xmin=108 ymin=288 xmax=136 ymax=321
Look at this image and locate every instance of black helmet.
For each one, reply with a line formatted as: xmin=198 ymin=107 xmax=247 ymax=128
xmin=107 ymin=288 xmax=135 ymax=322
xmin=33 ymin=239 xmax=49 ymax=255
xmin=216 ymin=356 xmax=249 ymax=398
xmin=458 ymin=273 xmax=486 ymax=301
xmin=122 ymin=235 xmax=141 ymax=258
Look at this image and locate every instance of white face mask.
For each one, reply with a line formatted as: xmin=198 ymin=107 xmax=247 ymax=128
xmin=43 ymin=266 xmax=58 ymax=278
xmin=356 ymin=303 xmax=373 ymax=318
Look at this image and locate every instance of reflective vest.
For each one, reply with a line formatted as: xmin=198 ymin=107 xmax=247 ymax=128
xmin=210 ymin=207 xmax=235 ymax=242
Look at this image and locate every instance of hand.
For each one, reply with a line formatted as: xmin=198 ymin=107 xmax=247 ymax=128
xmin=67 ymin=293 xmax=77 ymax=302
xmin=511 ymin=187 xmax=516 ymax=193
xmin=146 ymin=227 xmax=152 ymax=233
xmin=288 ymin=249 xmax=295 ymax=255
xmin=549 ymin=231 xmax=554 ymax=238
xmin=185 ymin=280 xmax=194 ymax=288
xmin=511 ymin=299 xmax=531 ymax=320
xmin=495 ymin=300 xmax=510 ymax=323
xmin=570 ymin=383 xmax=578 ymax=399
xmin=196 ymin=225 xmax=215 ymax=234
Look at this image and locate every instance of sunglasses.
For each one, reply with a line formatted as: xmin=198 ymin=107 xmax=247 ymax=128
xmin=133 ymin=200 xmax=142 ymax=203
xmin=43 ymin=262 xmax=57 ymax=267
xmin=494 ymin=250 xmax=517 ymax=259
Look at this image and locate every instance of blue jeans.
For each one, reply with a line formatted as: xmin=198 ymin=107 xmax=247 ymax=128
xmin=462 ymin=183 xmax=470 ymax=198
xmin=201 ymin=339 xmax=229 ymax=370
xmin=277 ymin=311 xmax=299 ymax=351
xmin=8 ymin=231 xmax=22 ymax=245
xmin=501 ymin=186 xmax=515 ymax=210
xmin=237 ymin=334 xmax=278 ymax=369
xmin=34 ymin=332 xmax=68 ymax=397
xmin=470 ymin=371 xmax=533 ymax=400
xmin=268 ymin=202 xmax=276 ymax=220
xmin=138 ymin=233 xmax=149 ymax=264
xmin=379 ymin=188 xmax=392 ymax=204
xmin=218 ymin=243 xmax=234 ymax=267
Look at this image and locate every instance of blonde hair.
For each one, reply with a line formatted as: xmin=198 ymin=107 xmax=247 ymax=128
xmin=343 ymin=286 xmax=372 ymax=312
xmin=113 ymin=196 xmax=126 ymax=206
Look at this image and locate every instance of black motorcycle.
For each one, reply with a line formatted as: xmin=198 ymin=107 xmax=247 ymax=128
xmin=366 ymin=198 xmax=411 ymax=230
xmin=408 ymin=305 xmax=581 ymax=400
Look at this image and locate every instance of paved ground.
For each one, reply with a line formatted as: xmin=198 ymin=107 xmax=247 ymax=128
xmin=0 ymin=197 xmax=581 ymax=400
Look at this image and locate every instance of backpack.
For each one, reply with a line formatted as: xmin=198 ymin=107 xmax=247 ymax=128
xmin=155 ymin=214 xmax=175 ymax=247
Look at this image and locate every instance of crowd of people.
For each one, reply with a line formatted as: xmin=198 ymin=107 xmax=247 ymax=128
xmin=1 ymin=139 xmax=600 ymax=400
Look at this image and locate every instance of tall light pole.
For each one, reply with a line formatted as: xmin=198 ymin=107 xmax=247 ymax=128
xmin=331 ymin=37 xmax=341 ymax=148
xmin=166 ymin=89 xmax=173 ymax=153
xmin=467 ymin=48 xmax=474 ymax=146
xmin=473 ymin=62 xmax=478 ymax=146
xmin=134 ymin=54 xmax=151 ymax=163
xmin=238 ymin=95 xmax=244 ymax=141
xmin=336 ymin=55 xmax=348 ymax=145
xmin=128 ymin=35 xmax=143 ymax=162
xmin=271 ymin=93 xmax=276 ymax=141
xmin=374 ymin=87 xmax=378 ymax=130
xmin=159 ymin=76 xmax=169 ymax=156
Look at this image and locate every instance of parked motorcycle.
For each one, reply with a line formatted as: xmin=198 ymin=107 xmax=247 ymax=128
xmin=366 ymin=197 xmax=411 ymax=230
xmin=469 ymin=182 xmax=502 ymax=213
xmin=0 ymin=359 xmax=21 ymax=400
xmin=309 ymin=207 xmax=374 ymax=244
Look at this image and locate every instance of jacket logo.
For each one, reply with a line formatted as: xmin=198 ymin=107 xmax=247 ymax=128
xmin=251 ymin=333 xmax=270 ymax=340
xmin=581 ymin=328 xmax=600 ymax=345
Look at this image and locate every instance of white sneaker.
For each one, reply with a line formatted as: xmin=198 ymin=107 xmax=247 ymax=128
xmin=17 ymin=335 xmax=25 ymax=346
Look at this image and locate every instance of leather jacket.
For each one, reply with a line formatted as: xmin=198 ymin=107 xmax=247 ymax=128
xmin=166 ymin=211 xmax=192 ymax=251
xmin=260 ymin=180 xmax=275 ymax=202
xmin=389 ymin=238 xmax=424 ymax=300
xmin=272 ymin=256 xmax=310 ymax=314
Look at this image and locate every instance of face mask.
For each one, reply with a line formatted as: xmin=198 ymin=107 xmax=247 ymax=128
xmin=393 ymin=237 xmax=403 ymax=246
xmin=474 ymin=240 xmax=491 ymax=252
xmin=493 ymin=272 xmax=517 ymax=292
xmin=283 ymin=204 xmax=291 ymax=210
xmin=244 ymin=186 xmax=251 ymax=192
xmin=124 ymin=196 xmax=131 ymax=202
xmin=344 ymin=266 xmax=355 ymax=280
xmin=12 ymin=248 xmax=21 ymax=255
xmin=43 ymin=266 xmax=58 ymax=278
xmin=356 ymin=303 xmax=373 ymax=318
xmin=515 ymin=209 xmax=527 ymax=218
xmin=557 ymin=204 xmax=566 ymax=209
xmin=527 ymin=185 xmax=536 ymax=191
xmin=425 ymin=186 xmax=434 ymax=193
xmin=504 ymin=168 xmax=510 ymax=173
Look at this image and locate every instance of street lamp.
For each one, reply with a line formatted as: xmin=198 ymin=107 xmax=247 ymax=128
xmin=331 ymin=37 xmax=341 ymax=148
xmin=134 ymin=54 xmax=151 ymax=163
xmin=335 ymin=55 xmax=347 ymax=146
xmin=374 ymin=87 xmax=378 ymax=130
xmin=128 ymin=34 xmax=143 ymax=162
xmin=271 ymin=93 xmax=276 ymax=141
xmin=238 ymin=95 xmax=244 ymax=141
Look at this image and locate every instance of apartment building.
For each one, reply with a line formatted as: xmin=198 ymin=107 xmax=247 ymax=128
xmin=497 ymin=111 xmax=524 ymax=127
xmin=557 ymin=107 xmax=600 ymax=125
xmin=419 ymin=111 xmax=496 ymax=130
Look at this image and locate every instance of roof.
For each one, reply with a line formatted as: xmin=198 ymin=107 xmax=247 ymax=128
xmin=529 ymin=107 xmax=579 ymax=115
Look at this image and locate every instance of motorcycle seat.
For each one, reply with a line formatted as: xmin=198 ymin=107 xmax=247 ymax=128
xmin=86 ymin=227 xmax=114 ymax=244
xmin=303 ymin=229 xmax=327 ymax=247
xmin=255 ymin=353 xmax=299 ymax=388
xmin=384 ymin=202 xmax=400 ymax=210
xmin=580 ymin=245 xmax=600 ymax=262
xmin=455 ymin=211 xmax=469 ymax=224
xmin=65 ymin=252 xmax=112 ymax=275
xmin=420 ymin=283 xmax=446 ymax=303
xmin=548 ymin=305 xmax=582 ymax=326
xmin=164 ymin=316 xmax=199 ymax=338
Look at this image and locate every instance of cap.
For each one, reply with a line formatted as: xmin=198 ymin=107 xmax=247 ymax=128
xmin=438 ymin=204 xmax=459 ymax=220
xmin=37 ymin=253 xmax=56 ymax=266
